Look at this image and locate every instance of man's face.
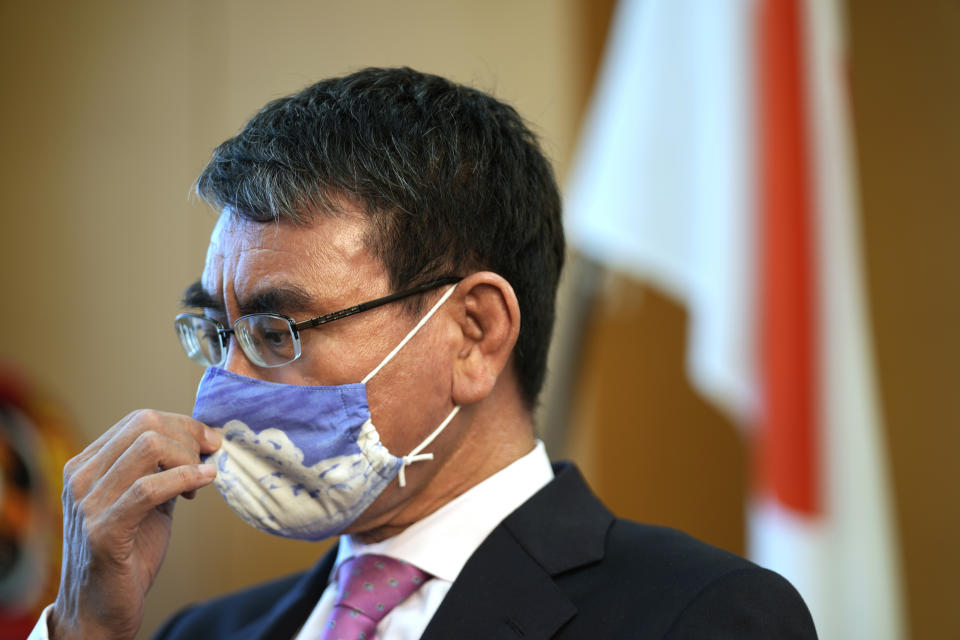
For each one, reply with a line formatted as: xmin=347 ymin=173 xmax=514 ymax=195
xmin=198 ymin=209 xmax=463 ymax=533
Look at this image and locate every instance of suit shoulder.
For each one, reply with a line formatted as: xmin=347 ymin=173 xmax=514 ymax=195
xmin=662 ymin=561 xmax=818 ymax=639
xmin=559 ymin=519 xmax=817 ymax=638
xmin=151 ymin=571 xmax=305 ymax=640
xmin=606 ymin=518 xmax=754 ymax=580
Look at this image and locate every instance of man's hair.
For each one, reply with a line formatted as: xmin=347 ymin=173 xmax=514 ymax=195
xmin=195 ymin=67 xmax=565 ymax=408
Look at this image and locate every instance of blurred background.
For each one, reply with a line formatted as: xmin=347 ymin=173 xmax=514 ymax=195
xmin=0 ymin=1 xmax=955 ymax=638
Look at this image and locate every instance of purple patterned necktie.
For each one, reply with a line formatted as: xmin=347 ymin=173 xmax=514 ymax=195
xmin=320 ymin=554 xmax=431 ymax=640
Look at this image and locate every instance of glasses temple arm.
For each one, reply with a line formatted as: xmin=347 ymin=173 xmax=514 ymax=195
xmin=292 ymin=276 xmax=461 ymax=331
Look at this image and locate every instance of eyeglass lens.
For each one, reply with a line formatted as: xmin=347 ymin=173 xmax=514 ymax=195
xmin=175 ymin=315 xmax=225 ymax=367
xmin=175 ymin=313 xmax=303 ymax=368
xmin=233 ymin=315 xmax=301 ymax=367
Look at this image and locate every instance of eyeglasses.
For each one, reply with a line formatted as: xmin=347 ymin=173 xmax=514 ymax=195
xmin=174 ymin=276 xmax=461 ymax=368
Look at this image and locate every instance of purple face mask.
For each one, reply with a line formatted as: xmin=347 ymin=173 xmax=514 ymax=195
xmin=193 ymin=285 xmax=460 ymax=540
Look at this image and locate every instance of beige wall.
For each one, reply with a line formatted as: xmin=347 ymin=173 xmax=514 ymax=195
xmin=847 ymin=2 xmax=960 ymax=638
xmin=0 ymin=2 xmax=584 ymax=636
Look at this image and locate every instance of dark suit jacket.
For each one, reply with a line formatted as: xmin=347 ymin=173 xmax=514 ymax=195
xmin=154 ymin=463 xmax=817 ymax=639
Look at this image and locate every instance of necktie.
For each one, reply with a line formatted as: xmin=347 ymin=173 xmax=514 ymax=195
xmin=320 ymin=554 xmax=431 ymax=640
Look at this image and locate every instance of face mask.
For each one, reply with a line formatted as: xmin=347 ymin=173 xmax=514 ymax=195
xmin=192 ymin=285 xmax=459 ymax=541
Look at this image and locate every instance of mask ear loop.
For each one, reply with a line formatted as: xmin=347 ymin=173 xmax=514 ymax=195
xmin=359 ymin=284 xmax=461 ymax=487
xmin=398 ymin=405 xmax=459 ymax=487
xmin=361 ymin=284 xmax=459 ymax=384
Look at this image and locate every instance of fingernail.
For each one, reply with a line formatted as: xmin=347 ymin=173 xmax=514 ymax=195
xmin=199 ymin=463 xmax=217 ymax=478
xmin=206 ymin=428 xmax=222 ymax=448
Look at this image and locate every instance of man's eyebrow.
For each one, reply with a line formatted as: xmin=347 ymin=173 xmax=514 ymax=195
xmin=181 ymin=280 xmax=222 ymax=310
xmin=236 ymin=285 xmax=315 ymax=317
xmin=180 ymin=280 xmax=315 ymax=316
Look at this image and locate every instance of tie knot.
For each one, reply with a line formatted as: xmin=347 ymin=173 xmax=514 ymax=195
xmin=332 ymin=555 xmax=431 ymax=629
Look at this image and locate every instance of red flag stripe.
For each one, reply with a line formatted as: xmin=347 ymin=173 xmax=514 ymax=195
xmin=756 ymin=0 xmax=820 ymax=515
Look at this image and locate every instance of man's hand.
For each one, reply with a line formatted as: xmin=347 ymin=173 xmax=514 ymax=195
xmin=49 ymin=410 xmax=221 ymax=640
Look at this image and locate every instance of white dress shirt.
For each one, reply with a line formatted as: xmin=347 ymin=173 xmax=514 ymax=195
xmin=27 ymin=441 xmax=553 ymax=640
xmin=294 ymin=440 xmax=554 ymax=640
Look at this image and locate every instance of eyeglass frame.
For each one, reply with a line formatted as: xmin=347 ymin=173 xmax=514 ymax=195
xmin=174 ymin=275 xmax=463 ymax=367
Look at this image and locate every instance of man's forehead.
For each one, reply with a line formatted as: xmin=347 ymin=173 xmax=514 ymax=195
xmin=207 ymin=213 xmax=305 ymax=254
xmin=208 ymin=209 xmax=370 ymax=252
xmin=200 ymin=210 xmax=385 ymax=305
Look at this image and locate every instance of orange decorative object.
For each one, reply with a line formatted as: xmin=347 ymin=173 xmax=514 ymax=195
xmin=0 ymin=363 xmax=79 ymax=639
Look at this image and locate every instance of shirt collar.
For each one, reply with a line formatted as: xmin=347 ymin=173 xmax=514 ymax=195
xmin=335 ymin=440 xmax=553 ymax=583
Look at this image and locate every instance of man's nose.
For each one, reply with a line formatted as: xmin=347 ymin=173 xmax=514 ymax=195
xmin=222 ymin=339 xmax=263 ymax=379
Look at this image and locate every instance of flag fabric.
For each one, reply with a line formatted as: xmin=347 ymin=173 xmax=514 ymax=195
xmin=564 ymin=0 xmax=905 ymax=637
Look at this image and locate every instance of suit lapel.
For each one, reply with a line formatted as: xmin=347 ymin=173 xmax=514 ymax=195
xmin=421 ymin=526 xmax=575 ymax=639
xmin=422 ymin=463 xmax=613 ymax=639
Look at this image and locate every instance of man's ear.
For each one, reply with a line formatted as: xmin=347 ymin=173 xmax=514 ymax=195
xmin=449 ymin=271 xmax=521 ymax=406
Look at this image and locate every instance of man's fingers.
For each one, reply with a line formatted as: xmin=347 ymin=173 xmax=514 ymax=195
xmin=109 ymin=464 xmax=217 ymax=529
xmin=67 ymin=410 xmax=220 ymax=498
xmin=64 ymin=409 xmax=176 ymax=465
xmin=103 ymin=410 xmax=220 ymax=459
xmin=84 ymin=431 xmax=207 ymax=506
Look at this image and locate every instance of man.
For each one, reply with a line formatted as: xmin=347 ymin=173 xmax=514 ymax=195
xmin=36 ymin=67 xmax=817 ymax=639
